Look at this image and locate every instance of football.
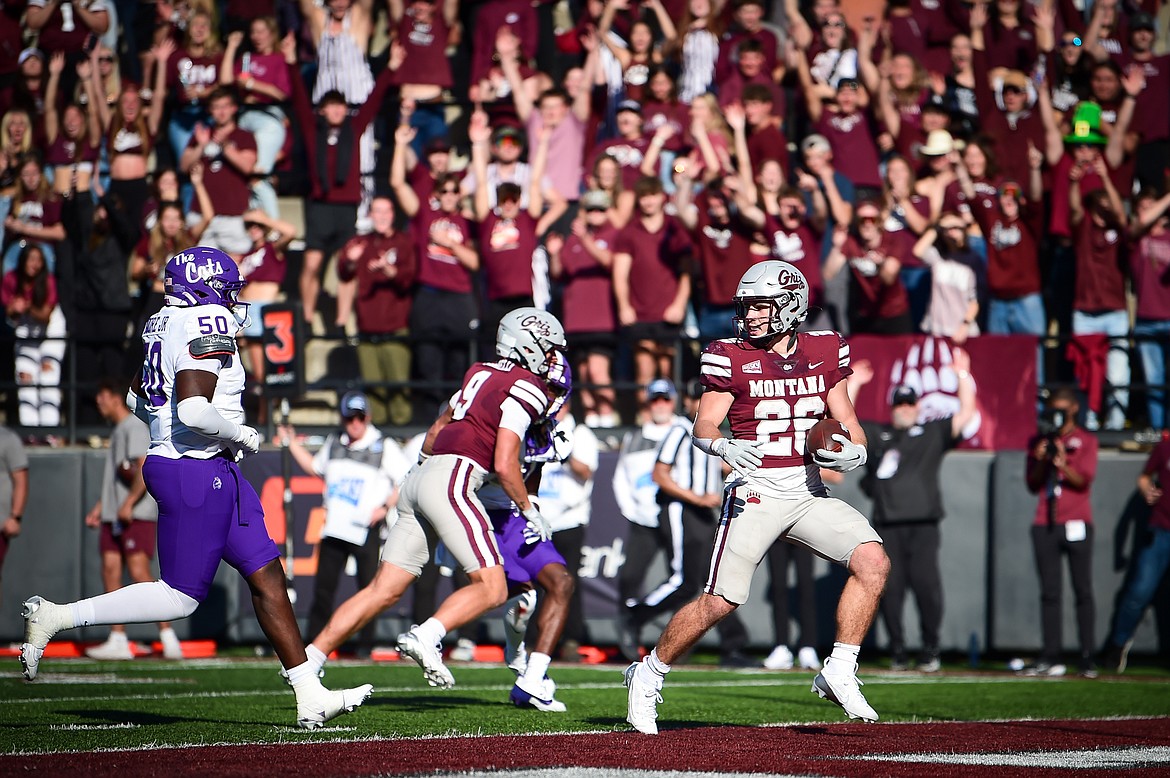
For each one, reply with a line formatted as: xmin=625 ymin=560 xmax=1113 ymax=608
xmin=807 ymin=418 xmax=850 ymax=456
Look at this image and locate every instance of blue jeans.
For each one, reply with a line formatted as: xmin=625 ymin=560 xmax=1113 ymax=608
xmin=987 ymin=293 xmax=1046 ymax=336
xmin=1134 ymin=318 xmax=1170 ymax=431
xmin=1109 ymin=527 xmax=1170 ymax=646
xmin=900 ymin=266 xmax=932 ymax=330
xmin=238 ymin=106 xmax=286 ymax=219
xmin=1072 ymin=309 xmax=1130 ymax=431
xmin=409 ymin=104 xmax=449 ymax=160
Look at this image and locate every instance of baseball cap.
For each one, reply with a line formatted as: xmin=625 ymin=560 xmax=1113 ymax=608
xmin=18 ymin=48 xmax=44 ymax=67
xmin=891 ymin=385 xmax=919 ymax=406
xmin=647 ymin=378 xmax=677 ymax=400
xmin=1130 ymin=12 xmax=1156 ymax=32
xmin=616 ymin=99 xmax=642 ymax=115
xmin=493 ymin=124 xmax=524 ymax=144
xmin=581 ymin=189 xmax=612 ymax=210
xmin=425 ymin=137 xmax=452 ymax=155
xmin=836 ymin=77 xmax=860 ymax=91
xmin=801 ymin=133 xmax=831 ymax=155
xmin=340 ymin=390 xmax=369 ymax=418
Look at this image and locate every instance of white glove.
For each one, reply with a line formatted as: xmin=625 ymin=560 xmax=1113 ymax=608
xmin=232 ymin=424 xmax=262 ymax=460
xmin=813 ymin=434 xmax=867 ymax=472
xmin=712 ymin=437 xmax=765 ymax=474
xmin=521 ymin=505 xmax=552 ymax=544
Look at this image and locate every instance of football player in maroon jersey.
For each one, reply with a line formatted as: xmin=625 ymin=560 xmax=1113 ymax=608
xmin=624 ymin=261 xmax=890 ymax=733
xmin=292 ymin=307 xmax=567 ymax=690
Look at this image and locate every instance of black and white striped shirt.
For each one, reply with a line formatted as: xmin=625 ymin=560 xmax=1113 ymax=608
xmin=656 ymin=419 xmax=723 ymax=499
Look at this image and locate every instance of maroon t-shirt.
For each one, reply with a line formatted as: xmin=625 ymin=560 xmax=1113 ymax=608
xmin=642 ymin=100 xmax=689 ymax=153
xmin=891 ymin=91 xmax=928 ymax=161
xmin=167 ymin=51 xmax=220 ymax=103
xmin=1130 ymin=230 xmax=1170 ymax=321
xmin=1116 ymin=53 xmax=1170 ymax=143
xmin=224 ymin=0 xmax=276 ymax=18
xmin=717 ymin=71 xmax=785 ymax=116
xmin=189 ymin=126 xmax=257 ymax=216
xmin=614 ymin=216 xmax=692 ymax=322
xmin=700 ymin=332 xmax=850 ymax=469
xmin=1073 ymin=216 xmax=1126 ymax=312
xmin=972 ymin=49 xmax=1047 ymax=187
xmin=881 ymin=195 xmax=931 ymax=269
xmin=559 ymin=223 xmax=619 ymax=334
xmin=433 ymin=361 xmax=549 ymax=472
xmin=232 ymin=52 xmax=291 ymax=105
xmin=27 ymin=0 xmax=107 ymax=54
xmin=391 ymin=9 xmax=453 ymax=87
xmin=1027 ymin=427 xmax=1098 ymax=526
xmin=589 ymin=136 xmax=652 ymax=191
xmin=970 ymin=198 xmax=1043 ymax=300
xmin=45 ymin=135 xmax=100 ymax=168
xmin=238 ymin=242 xmax=284 ymax=285
xmin=336 ymin=231 xmax=417 ymax=334
xmin=0 ymin=2 xmax=26 ymax=77
xmin=478 ymin=210 xmax=538 ymax=300
xmin=746 ymin=124 xmax=789 ymax=176
xmin=815 ymin=110 xmax=882 ymax=189
xmin=765 ymin=217 xmax=824 ymax=310
xmin=414 ymin=205 xmax=474 ymax=294
xmin=9 ymin=193 xmax=62 ymax=235
xmin=691 ymin=208 xmax=760 ymax=305
xmin=715 ymin=28 xmax=780 ymax=85
xmin=842 ymin=235 xmax=910 ymax=320
xmin=471 ymin=0 xmax=537 ymax=84
xmin=622 ymin=57 xmax=653 ymax=104
xmin=1141 ymin=439 xmax=1170 ymax=531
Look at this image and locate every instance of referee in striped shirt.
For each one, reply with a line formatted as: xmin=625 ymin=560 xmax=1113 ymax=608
xmin=637 ymin=379 xmax=752 ymax=666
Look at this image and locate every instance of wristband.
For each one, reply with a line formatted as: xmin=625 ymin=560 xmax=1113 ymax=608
xmin=10 ymin=514 xmax=21 ymax=522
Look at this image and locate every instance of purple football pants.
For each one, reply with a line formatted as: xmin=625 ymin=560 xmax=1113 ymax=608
xmin=144 ymin=455 xmax=280 ymax=601
xmin=488 ymin=508 xmax=567 ymax=588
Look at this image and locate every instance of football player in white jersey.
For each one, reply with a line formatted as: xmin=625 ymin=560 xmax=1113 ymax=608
xmin=624 ymin=260 xmax=891 ymax=734
xmin=20 ymin=247 xmax=373 ymax=730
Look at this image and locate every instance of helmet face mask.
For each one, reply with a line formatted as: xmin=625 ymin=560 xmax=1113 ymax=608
xmin=496 ymin=307 xmax=567 ymax=378
xmin=733 ymin=261 xmax=809 ymax=343
xmin=544 ymin=350 xmax=572 ymax=417
xmin=164 ymin=246 xmax=250 ymax=326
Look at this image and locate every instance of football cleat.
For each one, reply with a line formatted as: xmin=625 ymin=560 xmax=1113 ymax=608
xmin=504 ymin=590 xmax=537 ymax=676
xmin=159 ymin=628 xmax=184 ymax=660
xmin=21 ymin=596 xmax=73 ymax=681
xmin=397 ymin=629 xmax=455 ymax=689
xmin=812 ymin=658 xmax=878 ymax=723
xmin=509 ymin=674 xmax=567 ymax=712
xmin=623 ymin=661 xmax=663 ymax=735
xmin=763 ymin=645 xmax=794 ymax=670
xmin=85 ymin=632 xmax=135 ymax=661
xmin=797 ymin=646 xmax=821 ymax=670
xmin=295 ymin=683 xmax=374 ymax=730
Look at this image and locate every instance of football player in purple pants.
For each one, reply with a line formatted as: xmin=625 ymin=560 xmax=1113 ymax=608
xmin=20 ymin=247 xmax=373 ymax=729
xmin=624 ymin=260 xmax=890 ymax=734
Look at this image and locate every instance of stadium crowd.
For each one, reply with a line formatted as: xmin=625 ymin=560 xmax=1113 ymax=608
xmin=0 ymin=0 xmax=1169 ymax=435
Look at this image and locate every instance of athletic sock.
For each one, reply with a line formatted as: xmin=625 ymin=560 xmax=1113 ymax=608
xmin=829 ymin=642 xmax=861 ymax=669
xmin=523 ymin=652 xmax=552 ymax=683
xmin=413 ymin=617 xmax=447 ymax=648
xmin=306 ymin=643 xmax=327 ymax=672
xmin=286 ymin=661 xmax=323 ymax=692
xmin=70 ymin=581 xmax=197 ymax=627
xmin=645 ymin=648 xmax=671 ymax=677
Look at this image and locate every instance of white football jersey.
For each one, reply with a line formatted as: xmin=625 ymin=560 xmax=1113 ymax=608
xmin=139 ymin=304 xmax=246 ymax=459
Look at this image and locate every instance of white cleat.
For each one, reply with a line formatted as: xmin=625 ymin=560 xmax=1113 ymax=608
xmin=798 ymin=646 xmax=822 ymax=670
xmin=85 ymin=632 xmax=135 ymax=660
xmin=509 ymin=674 xmax=567 ymax=712
xmin=159 ymin=628 xmax=184 ymax=660
xmin=763 ymin=644 xmax=794 ymax=670
xmin=295 ymin=683 xmax=374 ymax=730
xmin=396 ymin=629 xmax=455 ymax=689
xmin=21 ymin=596 xmax=73 ymax=681
xmin=623 ymin=661 xmax=663 ymax=735
xmin=811 ymin=659 xmax=878 ymax=723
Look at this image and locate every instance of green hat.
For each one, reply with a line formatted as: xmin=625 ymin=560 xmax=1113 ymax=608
xmin=1063 ymin=102 xmax=1108 ymax=146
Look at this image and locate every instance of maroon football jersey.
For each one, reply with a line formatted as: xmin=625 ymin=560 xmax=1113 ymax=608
xmin=432 ymin=361 xmax=550 ymax=472
xmin=699 ymin=332 xmax=851 ymax=470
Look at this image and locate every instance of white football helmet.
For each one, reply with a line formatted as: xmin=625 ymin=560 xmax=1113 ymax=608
xmin=496 ymin=307 xmax=567 ymax=377
xmin=733 ymin=260 xmax=809 ymax=342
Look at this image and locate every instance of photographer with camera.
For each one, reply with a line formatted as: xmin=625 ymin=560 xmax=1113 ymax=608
xmin=1024 ymin=387 xmax=1099 ymax=678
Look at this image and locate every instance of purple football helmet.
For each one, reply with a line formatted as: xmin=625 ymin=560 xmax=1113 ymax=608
xmin=545 ymin=350 xmax=572 ymax=417
xmin=523 ymin=352 xmax=572 ymax=463
xmin=164 ymin=246 xmax=249 ymax=324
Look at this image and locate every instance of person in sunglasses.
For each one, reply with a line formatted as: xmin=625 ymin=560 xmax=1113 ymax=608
xmin=823 ymin=200 xmax=913 ymax=335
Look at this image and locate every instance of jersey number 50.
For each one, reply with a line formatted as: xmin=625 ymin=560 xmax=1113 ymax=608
xmin=754 ymin=397 xmax=824 ymax=457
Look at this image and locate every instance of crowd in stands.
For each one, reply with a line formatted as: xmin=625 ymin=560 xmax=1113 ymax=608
xmin=1 ymin=0 xmax=1169 ymax=434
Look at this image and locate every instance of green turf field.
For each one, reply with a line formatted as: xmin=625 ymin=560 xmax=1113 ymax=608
xmin=2 ymin=656 xmax=1169 ymax=754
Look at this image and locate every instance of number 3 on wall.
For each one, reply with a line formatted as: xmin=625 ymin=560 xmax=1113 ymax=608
xmin=754 ymin=397 xmax=825 ymax=456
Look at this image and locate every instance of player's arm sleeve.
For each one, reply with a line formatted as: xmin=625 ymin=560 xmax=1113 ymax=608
xmin=698 ymin=341 xmax=734 ymax=393
xmin=176 ymin=395 xmax=246 ymax=442
xmin=831 ymin=332 xmax=853 ymax=386
xmin=499 ymin=378 xmax=550 ymax=438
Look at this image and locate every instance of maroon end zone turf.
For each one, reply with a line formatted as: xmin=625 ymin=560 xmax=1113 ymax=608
xmin=3 ymin=717 xmax=1169 ymax=777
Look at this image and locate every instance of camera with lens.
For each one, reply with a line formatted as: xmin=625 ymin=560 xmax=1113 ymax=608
xmin=1037 ymin=407 xmax=1066 ymax=436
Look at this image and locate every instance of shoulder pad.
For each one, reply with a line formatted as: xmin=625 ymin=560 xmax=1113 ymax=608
xmin=189 ymin=334 xmax=237 ymax=359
